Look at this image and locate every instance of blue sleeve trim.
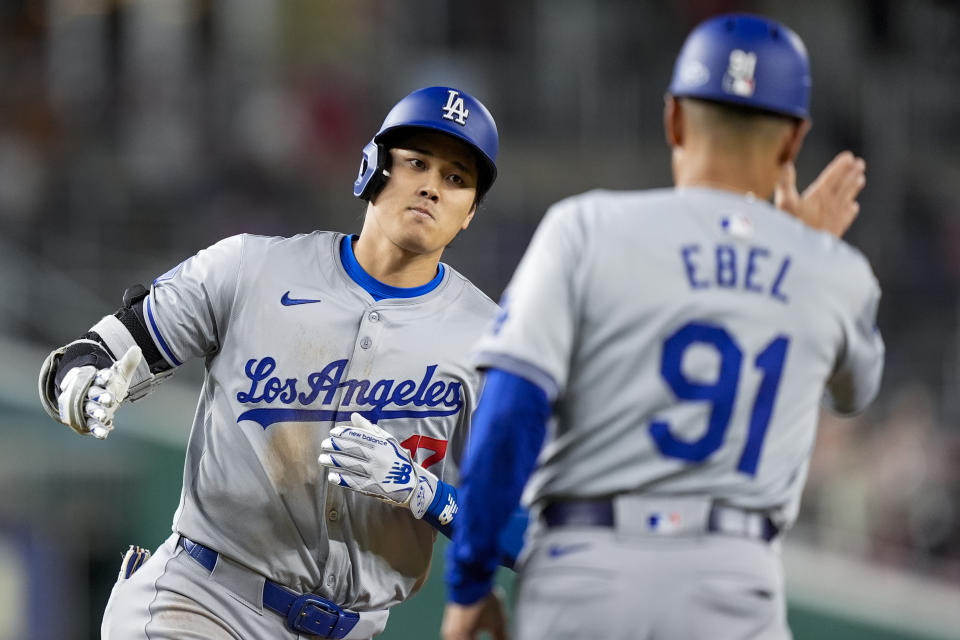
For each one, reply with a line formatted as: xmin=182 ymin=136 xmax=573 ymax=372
xmin=423 ymin=479 xmax=457 ymax=538
xmin=146 ymin=294 xmax=182 ymax=367
xmin=474 ymin=351 xmax=560 ymax=402
xmin=446 ymin=368 xmax=549 ymax=604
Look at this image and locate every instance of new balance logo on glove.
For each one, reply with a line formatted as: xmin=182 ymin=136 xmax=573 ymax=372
xmin=385 ymin=462 xmax=413 ymax=485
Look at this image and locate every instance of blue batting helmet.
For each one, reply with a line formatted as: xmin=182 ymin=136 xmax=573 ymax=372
xmin=668 ymin=13 xmax=811 ymax=119
xmin=353 ymin=86 xmax=499 ymax=201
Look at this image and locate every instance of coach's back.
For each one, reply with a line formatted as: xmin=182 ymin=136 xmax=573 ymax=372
xmin=478 ymin=185 xmax=883 ymax=530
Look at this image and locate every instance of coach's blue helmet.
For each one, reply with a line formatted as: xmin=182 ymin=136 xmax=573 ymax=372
xmin=668 ymin=13 xmax=811 ymax=119
xmin=354 ymin=86 xmax=499 ymax=201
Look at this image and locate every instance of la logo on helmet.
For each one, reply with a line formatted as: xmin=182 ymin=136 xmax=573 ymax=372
xmin=441 ymin=89 xmax=470 ymax=125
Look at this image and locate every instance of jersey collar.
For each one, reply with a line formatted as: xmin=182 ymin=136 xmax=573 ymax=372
xmin=339 ymin=235 xmax=445 ymax=302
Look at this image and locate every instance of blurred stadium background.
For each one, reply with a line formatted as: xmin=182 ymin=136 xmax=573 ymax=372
xmin=1 ymin=0 xmax=958 ymax=638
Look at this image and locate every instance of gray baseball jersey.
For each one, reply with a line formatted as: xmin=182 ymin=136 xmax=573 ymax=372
xmin=143 ymin=230 xmax=497 ymax=610
xmin=475 ymin=187 xmax=884 ymax=529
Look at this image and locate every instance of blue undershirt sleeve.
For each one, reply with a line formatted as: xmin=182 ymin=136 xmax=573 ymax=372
xmin=445 ymin=367 xmax=550 ymax=605
xmin=422 ymin=482 xmax=529 ymax=569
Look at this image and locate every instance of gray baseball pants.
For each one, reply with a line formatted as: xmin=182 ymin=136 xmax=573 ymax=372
xmin=513 ymin=526 xmax=791 ymax=639
xmin=101 ymin=533 xmax=387 ymax=639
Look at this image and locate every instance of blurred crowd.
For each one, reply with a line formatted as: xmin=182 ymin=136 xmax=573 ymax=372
xmin=1 ymin=0 xmax=958 ymax=587
xmin=801 ymin=386 xmax=960 ymax=582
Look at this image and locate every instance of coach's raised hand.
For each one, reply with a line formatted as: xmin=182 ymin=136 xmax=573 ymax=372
xmin=776 ymin=151 xmax=866 ymax=238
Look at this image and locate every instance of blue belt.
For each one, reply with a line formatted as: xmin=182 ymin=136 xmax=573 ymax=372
xmin=179 ymin=537 xmax=359 ymax=639
xmin=542 ymin=500 xmax=780 ymax=542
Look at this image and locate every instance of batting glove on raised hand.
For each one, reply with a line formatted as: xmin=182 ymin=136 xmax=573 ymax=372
xmin=55 ymin=346 xmax=142 ymax=439
xmin=319 ymin=413 xmax=438 ymax=519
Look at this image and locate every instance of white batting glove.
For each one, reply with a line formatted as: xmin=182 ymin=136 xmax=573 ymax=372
xmin=319 ymin=413 xmax=438 ymax=519
xmin=56 ymin=346 xmax=142 ymax=439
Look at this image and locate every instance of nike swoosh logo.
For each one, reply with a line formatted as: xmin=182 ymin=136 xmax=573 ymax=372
xmin=281 ymin=291 xmax=322 ymax=306
xmin=547 ymin=543 xmax=591 ymax=558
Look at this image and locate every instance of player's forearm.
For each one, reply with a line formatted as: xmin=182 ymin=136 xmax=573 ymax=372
xmin=446 ymin=368 xmax=549 ymax=604
xmin=53 ymin=286 xmax=171 ymax=378
xmin=39 ymin=285 xmax=177 ymax=433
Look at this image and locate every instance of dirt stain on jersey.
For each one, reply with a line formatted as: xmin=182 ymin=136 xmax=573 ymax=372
xmin=263 ymin=421 xmax=326 ymax=493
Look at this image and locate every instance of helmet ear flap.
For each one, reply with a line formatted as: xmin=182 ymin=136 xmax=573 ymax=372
xmin=353 ymin=141 xmax=391 ymax=201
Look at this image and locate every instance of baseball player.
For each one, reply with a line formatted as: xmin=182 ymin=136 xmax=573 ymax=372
xmin=39 ymin=86 xmax=516 ymax=639
xmin=442 ymin=13 xmax=884 ymax=640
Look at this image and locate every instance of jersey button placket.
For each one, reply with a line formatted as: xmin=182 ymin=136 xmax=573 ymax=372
xmin=339 ymin=311 xmax=385 ymax=414
xmin=358 ymin=310 xmax=384 ymax=353
xmin=359 ymin=310 xmax=380 ymax=350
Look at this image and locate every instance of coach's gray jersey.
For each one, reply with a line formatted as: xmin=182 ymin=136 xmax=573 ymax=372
xmin=143 ymin=231 xmax=497 ymax=610
xmin=475 ymin=187 xmax=884 ymax=528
